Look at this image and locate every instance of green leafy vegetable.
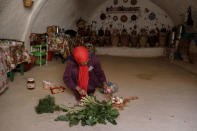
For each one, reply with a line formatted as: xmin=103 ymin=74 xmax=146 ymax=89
xmin=56 ymin=95 xmax=119 ymax=127
xmin=35 ymin=95 xmax=119 ymax=127
xmin=35 ymin=95 xmax=59 ymax=114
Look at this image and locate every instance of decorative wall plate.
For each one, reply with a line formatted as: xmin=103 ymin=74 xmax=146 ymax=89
xmin=121 ymin=15 xmax=128 ymax=23
xmin=76 ymin=18 xmax=86 ymax=28
xmin=114 ymin=0 xmax=118 ymax=5
xmin=130 ymin=0 xmax=137 ymax=5
xmin=149 ymin=12 xmax=156 ymax=20
xmin=123 ymin=0 xmax=128 ymax=3
xmin=100 ymin=13 xmax=106 ymax=20
xmin=131 ymin=15 xmax=137 ymax=21
xmin=113 ymin=16 xmax=118 ymax=21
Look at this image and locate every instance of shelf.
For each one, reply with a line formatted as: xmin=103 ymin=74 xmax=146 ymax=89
xmin=35 ymin=58 xmax=46 ymax=65
xmin=30 ymin=33 xmax=48 ymax=67
xmin=32 ymin=42 xmax=47 ymax=48
xmin=106 ymin=6 xmax=140 ymax=14
xmin=31 ymin=50 xmax=47 ymax=56
xmin=106 ymin=10 xmax=139 ymax=14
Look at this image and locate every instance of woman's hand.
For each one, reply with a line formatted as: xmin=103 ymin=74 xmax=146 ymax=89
xmin=80 ymin=89 xmax=87 ymax=96
xmin=103 ymin=82 xmax=111 ymax=94
xmin=76 ymin=86 xmax=87 ymax=96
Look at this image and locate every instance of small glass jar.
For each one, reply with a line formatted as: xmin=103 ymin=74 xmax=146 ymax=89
xmin=27 ymin=78 xmax=35 ymax=89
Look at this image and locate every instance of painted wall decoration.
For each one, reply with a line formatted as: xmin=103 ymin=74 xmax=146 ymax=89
xmin=130 ymin=0 xmax=137 ymax=5
xmin=89 ymin=0 xmax=174 ymax=33
xmin=121 ymin=15 xmax=128 ymax=22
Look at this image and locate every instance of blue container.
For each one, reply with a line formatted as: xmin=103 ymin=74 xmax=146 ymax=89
xmin=182 ymin=33 xmax=192 ymax=40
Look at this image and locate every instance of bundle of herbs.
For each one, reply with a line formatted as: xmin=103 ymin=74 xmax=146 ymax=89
xmin=35 ymin=95 xmax=60 ymax=114
xmin=55 ymin=96 xmax=119 ymax=126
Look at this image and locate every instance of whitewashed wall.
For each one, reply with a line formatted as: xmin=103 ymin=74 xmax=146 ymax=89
xmin=0 ymin=0 xmax=34 ymax=41
xmin=96 ymin=47 xmax=165 ymax=57
xmin=0 ymin=0 xmax=105 ymax=50
xmin=152 ymin=0 xmax=197 ymax=32
xmin=31 ymin=0 xmax=105 ymax=33
xmin=89 ymin=0 xmax=174 ymax=32
xmin=0 ymin=0 xmax=47 ymax=50
xmin=0 ymin=0 xmax=196 ymax=51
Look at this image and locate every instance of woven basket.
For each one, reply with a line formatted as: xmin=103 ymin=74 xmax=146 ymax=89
xmin=24 ymin=0 xmax=33 ymax=7
xmin=159 ymin=35 xmax=167 ymax=47
xmin=111 ymin=35 xmax=119 ymax=47
xmin=139 ymin=35 xmax=148 ymax=47
xmin=120 ymin=35 xmax=129 ymax=46
xmin=47 ymin=26 xmax=53 ymax=33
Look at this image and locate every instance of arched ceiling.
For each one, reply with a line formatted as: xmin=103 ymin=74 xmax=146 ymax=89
xmin=151 ymin=0 xmax=197 ymax=25
xmin=0 ymin=0 xmax=196 ymax=49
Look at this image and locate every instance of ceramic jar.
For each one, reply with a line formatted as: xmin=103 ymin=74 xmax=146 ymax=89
xmin=27 ymin=78 xmax=35 ymax=89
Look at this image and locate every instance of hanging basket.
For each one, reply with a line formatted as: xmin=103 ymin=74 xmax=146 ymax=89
xmin=23 ymin=0 xmax=33 ymax=7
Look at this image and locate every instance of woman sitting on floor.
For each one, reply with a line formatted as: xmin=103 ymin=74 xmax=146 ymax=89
xmin=63 ymin=46 xmax=110 ymax=100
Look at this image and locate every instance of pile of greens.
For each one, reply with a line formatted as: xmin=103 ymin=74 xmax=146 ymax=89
xmin=56 ymin=96 xmax=119 ymax=126
xmin=35 ymin=95 xmax=59 ymax=114
xmin=35 ymin=95 xmax=119 ymax=127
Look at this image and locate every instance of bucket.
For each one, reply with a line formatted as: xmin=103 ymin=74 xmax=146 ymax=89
xmin=182 ymin=33 xmax=192 ymax=40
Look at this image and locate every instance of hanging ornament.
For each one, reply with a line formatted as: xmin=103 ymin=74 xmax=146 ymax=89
xmin=145 ymin=8 xmax=149 ymax=13
xmin=114 ymin=0 xmax=118 ymax=5
xmin=186 ymin=6 xmax=194 ymax=26
xmin=113 ymin=16 xmax=118 ymax=22
xmin=100 ymin=13 xmax=106 ymax=20
xmin=149 ymin=12 xmax=156 ymax=20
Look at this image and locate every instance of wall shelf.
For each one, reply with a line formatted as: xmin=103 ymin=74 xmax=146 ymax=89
xmin=106 ymin=10 xmax=139 ymax=14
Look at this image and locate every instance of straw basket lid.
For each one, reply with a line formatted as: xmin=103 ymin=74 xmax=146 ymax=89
xmin=27 ymin=78 xmax=34 ymax=82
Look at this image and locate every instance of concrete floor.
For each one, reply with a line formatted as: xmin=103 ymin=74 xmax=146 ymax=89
xmin=0 ymin=56 xmax=197 ymax=131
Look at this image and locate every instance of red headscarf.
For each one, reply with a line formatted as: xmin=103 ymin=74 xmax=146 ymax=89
xmin=72 ymin=46 xmax=89 ymax=96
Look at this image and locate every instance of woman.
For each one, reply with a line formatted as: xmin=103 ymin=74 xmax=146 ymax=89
xmin=63 ymin=46 xmax=109 ymax=100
